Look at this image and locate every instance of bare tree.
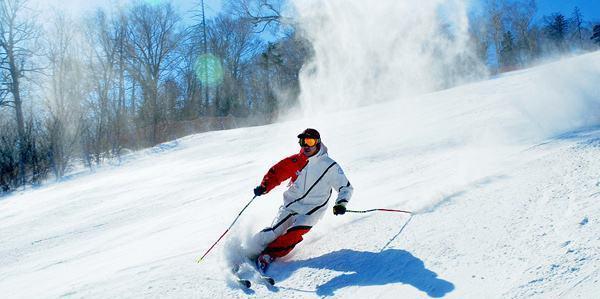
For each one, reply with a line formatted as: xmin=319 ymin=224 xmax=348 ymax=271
xmin=160 ymin=77 xmax=180 ymax=123
xmin=126 ymin=2 xmax=182 ymax=145
xmin=0 ymin=0 xmax=316 ymax=191
xmin=0 ymin=0 xmax=42 ymax=185
xmin=505 ymin=0 xmax=537 ymax=64
xmin=484 ymin=0 xmax=507 ymax=68
xmin=0 ymin=116 xmax=19 ymax=192
xmin=178 ymin=37 xmax=203 ymax=118
xmin=469 ymin=13 xmax=491 ymax=64
xmin=114 ymin=11 xmax=129 ymax=156
xmin=569 ymin=7 xmax=584 ymax=48
xmin=44 ymin=12 xmax=87 ymax=178
xmin=227 ymin=0 xmax=285 ymax=33
xmin=184 ymin=0 xmax=211 ymax=117
xmin=208 ymin=15 xmax=261 ymax=117
xmin=84 ymin=8 xmax=131 ymax=162
xmin=0 ymin=45 xmax=9 ymax=106
xmin=258 ymin=33 xmax=309 ymax=115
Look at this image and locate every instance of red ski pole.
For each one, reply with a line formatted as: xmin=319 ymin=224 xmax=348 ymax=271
xmin=197 ymin=195 xmax=257 ymax=263
xmin=346 ymin=208 xmax=413 ymax=214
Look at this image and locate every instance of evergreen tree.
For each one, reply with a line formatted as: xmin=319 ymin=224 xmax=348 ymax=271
xmin=544 ymin=13 xmax=568 ymax=51
xmin=500 ymin=31 xmax=517 ymax=69
xmin=592 ymin=25 xmax=600 ymax=46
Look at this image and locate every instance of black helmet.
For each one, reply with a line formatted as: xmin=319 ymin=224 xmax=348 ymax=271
xmin=297 ymin=128 xmax=320 ymax=139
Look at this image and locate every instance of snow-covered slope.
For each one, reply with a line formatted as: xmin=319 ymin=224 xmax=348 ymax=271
xmin=1 ymin=53 xmax=599 ymax=298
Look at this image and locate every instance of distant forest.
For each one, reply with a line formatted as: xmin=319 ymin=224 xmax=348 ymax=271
xmin=1 ymin=0 xmax=599 ymax=193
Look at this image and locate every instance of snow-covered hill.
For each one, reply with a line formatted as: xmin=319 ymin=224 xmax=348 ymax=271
xmin=1 ymin=53 xmax=599 ymax=298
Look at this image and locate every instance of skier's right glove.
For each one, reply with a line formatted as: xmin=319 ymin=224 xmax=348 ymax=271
xmin=333 ymin=204 xmax=347 ymax=215
xmin=253 ymin=185 xmax=267 ymax=197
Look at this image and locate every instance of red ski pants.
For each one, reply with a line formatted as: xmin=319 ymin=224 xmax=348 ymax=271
xmin=255 ymin=206 xmax=326 ymax=258
xmin=264 ymin=226 xmax=311 ymax=258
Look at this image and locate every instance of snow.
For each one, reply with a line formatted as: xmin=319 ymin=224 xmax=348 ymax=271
xmin=1 ymin=52 xmax=600 ymax=298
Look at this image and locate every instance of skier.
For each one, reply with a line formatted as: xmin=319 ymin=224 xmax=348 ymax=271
xmin=251 ymin=128 xmax=353 ymax=272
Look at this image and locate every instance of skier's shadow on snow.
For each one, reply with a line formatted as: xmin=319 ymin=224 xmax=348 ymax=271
xmin=273 ymin=249 xmax=454 ymax=297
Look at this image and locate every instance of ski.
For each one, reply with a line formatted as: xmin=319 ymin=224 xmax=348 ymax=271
xmin=231 ymin=264 xmax=252 ymax=289
xmin=228 ymin=256 xmax=276 ymax=290
xmin=231 ymin=269 xmax=273 ymax=289
xmin=250 ymin=257 xmax=276 ymax=286
xmin=260 ymin=275 xmax=275 ymax=286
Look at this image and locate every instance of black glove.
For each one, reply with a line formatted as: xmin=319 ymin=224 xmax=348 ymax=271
xmin=254 ymin=185 xmax=267 ymax=197
xmin=333 ymin=204 xmax=346 ymax=215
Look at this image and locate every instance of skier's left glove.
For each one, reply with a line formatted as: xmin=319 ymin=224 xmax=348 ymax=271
xmin=333 ymin=203 xmax=347 ymax=215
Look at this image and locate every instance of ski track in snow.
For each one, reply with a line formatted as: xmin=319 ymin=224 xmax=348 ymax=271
xmin=0 ymin=54 xmax=599 ymax=298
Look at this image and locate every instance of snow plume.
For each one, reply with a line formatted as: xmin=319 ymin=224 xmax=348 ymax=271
xmin=507 ymin=53 xmax=600 ymax=139
xmin=221 ymin=222 xmax=262 ymax=269
xmin=222 ymin=234 xmax=246 ymax=270
xmin=290 ymin=0 xmax=487 ymax=114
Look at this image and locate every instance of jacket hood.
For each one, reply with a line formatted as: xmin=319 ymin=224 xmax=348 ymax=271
xmin=311 ymin=143 xmax=328 ymax=160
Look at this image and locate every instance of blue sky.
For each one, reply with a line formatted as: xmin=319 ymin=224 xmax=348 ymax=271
xmin=32 ymin=0 xmax=600 ymax=23
xmin=31 ymin=0 xmax=223 ymax=19
xmin=468 ymin=0 xmax=600 ymax=22
xmin=535 ymin=0 xmax=600 ymax=22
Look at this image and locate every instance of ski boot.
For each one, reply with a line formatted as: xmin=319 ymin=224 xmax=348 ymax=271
xmin=256 ymin=253 xmax=273 ymax=274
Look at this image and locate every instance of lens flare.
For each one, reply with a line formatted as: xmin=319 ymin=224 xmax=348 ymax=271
xmin=195 ymin=54 xmax=224 ymax=87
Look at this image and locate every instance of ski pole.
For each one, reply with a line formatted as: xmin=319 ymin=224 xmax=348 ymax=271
xmin=346 ymin=208 xmax=413 ymax=214
xmin=197 ymin=195 xmax=257 ymax=263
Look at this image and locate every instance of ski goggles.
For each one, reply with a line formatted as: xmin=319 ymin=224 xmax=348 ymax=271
xmin=299 ymin=137 xmax=319 ymax=147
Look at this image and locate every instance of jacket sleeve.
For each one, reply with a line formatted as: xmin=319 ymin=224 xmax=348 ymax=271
xmin=330 ymin=164 xmax=353 ymax=206
xmin=260 ymin=154 xmax=306 ymax=193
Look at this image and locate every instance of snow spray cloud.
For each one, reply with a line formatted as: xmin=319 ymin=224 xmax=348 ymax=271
xmin=290 ymin=0 xmax=487 ymax=114
xmin=507 ymin=53 xmax=600 ymax=139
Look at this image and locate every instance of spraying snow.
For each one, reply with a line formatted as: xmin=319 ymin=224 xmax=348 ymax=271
xmin=291 ymin=0 xmax=486 ymax=113
xmin=288 ymin=0 xmax=599 ymax=145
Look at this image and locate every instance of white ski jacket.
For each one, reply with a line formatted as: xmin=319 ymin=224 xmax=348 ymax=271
xmin=282 ymin=144 xmax=353 ymax=215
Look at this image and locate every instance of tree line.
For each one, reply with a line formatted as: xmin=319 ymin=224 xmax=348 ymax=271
xmin=471 ymin=0 xmax=600 ymax=71
xmin=1 ymin=0 xmax=599 ymax=194
xmin=0 ymin=0 xmax=308 ymax=192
